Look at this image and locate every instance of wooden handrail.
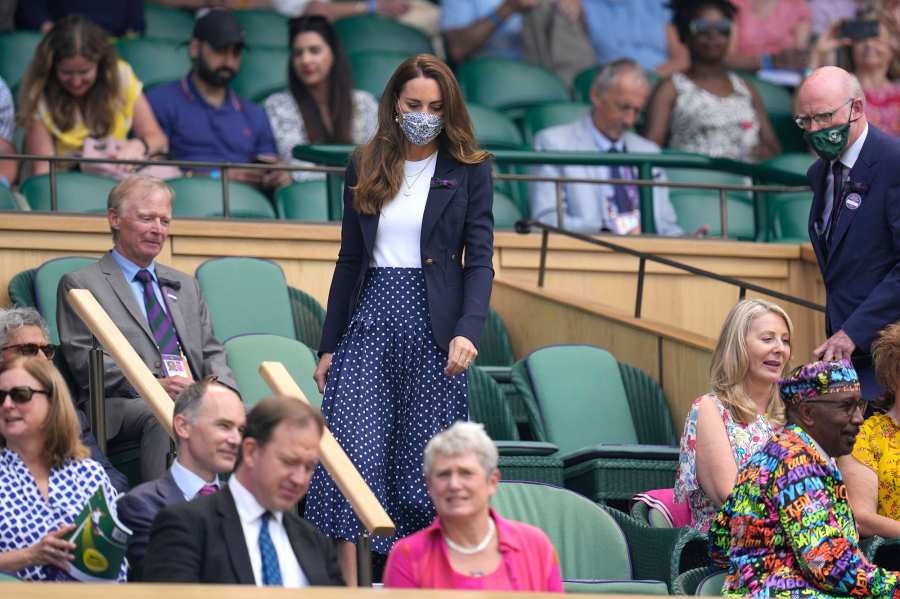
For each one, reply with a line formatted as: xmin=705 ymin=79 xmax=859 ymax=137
xmin=259 ymin=361 xmax=395 ymax=537
xmin=66 ymin=288 xmax=174 ymax=437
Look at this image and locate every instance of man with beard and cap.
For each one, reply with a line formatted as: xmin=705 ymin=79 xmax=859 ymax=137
xmin=709 ymin=359 xmax=900 ymax=598
xmin=146 ymin=9 xmax=291 ymax=191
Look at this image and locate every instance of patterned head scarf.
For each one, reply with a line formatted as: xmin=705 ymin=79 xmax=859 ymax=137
xmin=778 ymin=359 xmax=859 ymax=405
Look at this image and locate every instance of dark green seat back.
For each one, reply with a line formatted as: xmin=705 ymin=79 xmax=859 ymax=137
xmin=35 ymin=257 xmax=97 ymax=344
xmin=768 ymin=191 xmax=812 ymax=243
xmin=168 ymin=177 xmax=276 ymax=219
xmin=288 ymin=286 xmax=325 ymax=352
xmin=521 ymin=102 xmax=590 ymax=145
xmin=467 ymin=103 xmax=524 ymax=150
xmin=232 ymin=10 xmax=289 ymax=48
xmin=334 ymin=15 xmax=432 ymax=55
xmin=761 ymin=152 xmax=815 ymax=176
xmin=275 ymin=179 xmax=329 ymax=221
xmin=739 ymin=75 xmax=805 ymax=153
xmin=0 ymin=185 xmax=19 ymax=210
xmin=697 ymin=570 xmax=727 ymax=595
xmin=349 ymin=51 xmax=409 ymax=99
xmin=233 ymin=47 xmax=289 ymax=103
xmin=457 ymin=58 xmax=569 ymax=118
xmin=476 ymin=307 xmax=515 ymax=367
xmin=143 ymin=4 xmax=194 ymax=42
xmin=8 ymin=269 xmax=36 ymax=308
xmin=196 ymin=257 xmax=295 ymax=342
xmin=224 ymin=333 xmax=321 ymax=409
xmin=19 ymin=173 xmax=117 ymax=213
xmin=115 ymin=38 xmax=191 ymax=90
xmin=618 ymin=362 xmax=677 ymax=446
xmin=493 ymin=191 xmax=523 ymax=229
xmin=467 ymin=365 xmax=519 ymax=441
xmin=0 ymin=31 xmax=42 ymax=90
xmin=665 ymin=168 xmax=754 ymax=240
xmin=525 ymin=345 xmax=638 ymax=454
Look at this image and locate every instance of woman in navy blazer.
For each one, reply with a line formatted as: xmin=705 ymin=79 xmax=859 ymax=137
xmin=306 ymin=54 xmax=494 ymax=583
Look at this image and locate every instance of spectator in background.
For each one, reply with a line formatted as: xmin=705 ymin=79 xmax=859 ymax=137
xmin=264 ymin=16 xmax=377 ymax=182
xmin=530 ymin=59 xmax=685 ymax=236
xmin=441 ymin=0 xmax=537 ymax=63
xmin=17 ymin=15 xmax=168 ymax=177
xmin=644 ymin=0 xmax=781 ymax=161
xmin=809 ymin=0 xmax=861 ymax=38
xmin=0 ymin=76 xmax=17 ymax=187
xmin=15 ymin=0 xmax=145 ymax=37
xmin=147 ymin=9 xmax=291 ymax=191
xmin=675 ymin=299 xmax=792 ymax=533
xmin=728 ymin=0 xmax=811 ymax=72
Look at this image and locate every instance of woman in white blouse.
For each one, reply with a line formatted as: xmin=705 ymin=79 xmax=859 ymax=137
xmin=264 ymin=15 xmax=377 ymax=181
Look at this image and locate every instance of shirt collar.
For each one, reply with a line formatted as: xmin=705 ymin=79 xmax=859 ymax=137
xmin=589 ymin=120 xmax=626 ymax=153
xmin=170 ymin=459 xmax=218 ymax=500
xmin=228 ymin=476 xmax=284 ymax=525
xmin=182 ymin=72 xmax=242 ymax=112
xmin=425 ymin=509 xmax=521 ymax=553
xmin=111 ymin=248 xmax=157 ymax=282
xmin=837 ymin=122 xmax=868 ymax=170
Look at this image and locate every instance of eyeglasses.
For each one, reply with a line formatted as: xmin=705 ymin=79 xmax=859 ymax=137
xmin=793 ymin=98 xmax=853 ymax=130
xmin=2 ymin=343 xmax=56 ymax=359
xmin=689 ymin=19 xmax=732 ymax=37
xmin=803 ymin=397 xmax=867 ymax=417
xmin=0 ymin=387 xmax=48 ymax=405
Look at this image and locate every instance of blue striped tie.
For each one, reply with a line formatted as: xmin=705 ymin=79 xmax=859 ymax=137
xmin=259 ymin=512 xmax=283 ymax=586
xmin=134 ymin=269 xmax=181 ymax=356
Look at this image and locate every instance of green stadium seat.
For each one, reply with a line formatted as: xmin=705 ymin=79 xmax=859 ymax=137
xmin=467 ymin=103 xmax=524 ymax=150
xmin=0 ymin=572 xmax=19 ymax=581
xmin=456 ymin=58 xmax=569 ymax=120
xmin=288 ymin=286 xmax=325 ymax=353
xmin=521 ymin=101 xmax=591 ymax=145
xmin=8 ymin=269 xmax=36 ymax=308
xmin=232 ymin=9 xmax=289 ymax=48
xmin=665 ymin=168 xmax=755 ymax=240
xmin=34 ymin=257 xmax=97 ymax=344
xmin=762 ymin=152 xmax=815 ymax=176
xmin=224 ymin=333 xmax=322 ymax=409
xmin=143 ymin=4 xmax=195 ymax=43
xmin=275 ymin=179 xmax=329 ymax=221
xmin=19 ymin=173 xmax=117 ymax=213
xmin=491 ymin=481 xmax=669 ymax=594
xmin=739 ymin=75 xmax=805 ymax=154
xmin=476 ymin=307 xmax=515 ymax=367
xmin=233 ymin=46 xmax=289 ymax=103
xmin=334 ymin=14 xmax=432 ymax=55
xmin=671 ymin=566 xmax=727 ymax=595
xmin=493 ymin=191 xmax=523 ymax=229
xmin=0 ymin=185 xmax=19 ymax=210
xmin=196 ymin=257 xmax=296 ymax=342
xmin=767 ymin=191 xmax=812 ymax=243
xmin=168 ymin=177 xmax=276 ymax=219
xmin=349 ymin=51 xmax=409 ymax=99
xmin=0 ymin=31 xmax=42 ymax=90
xmin=115 ymin=38 xmax=190 ymax=90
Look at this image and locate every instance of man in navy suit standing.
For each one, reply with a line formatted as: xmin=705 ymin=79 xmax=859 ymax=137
xmin=117 ymin=378 xmax=245 ymax=580
xmin=798 ymin=66 xmax=900 ymax=400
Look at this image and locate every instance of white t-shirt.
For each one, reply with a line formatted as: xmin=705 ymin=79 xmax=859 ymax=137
xmin=371 ymin=152 xmax=438 ymax=268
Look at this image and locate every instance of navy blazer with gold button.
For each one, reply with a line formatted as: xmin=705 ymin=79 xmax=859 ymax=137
xmin=320 ymin=150 xmax=494 ymax=353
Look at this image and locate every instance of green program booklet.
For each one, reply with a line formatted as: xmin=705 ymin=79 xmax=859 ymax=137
xmin=64 ymin=483 xmax=132 ymax=582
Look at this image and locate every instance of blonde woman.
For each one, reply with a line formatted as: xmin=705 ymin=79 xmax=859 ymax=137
xmin=674 ymin=299 xmax=793 ymax=532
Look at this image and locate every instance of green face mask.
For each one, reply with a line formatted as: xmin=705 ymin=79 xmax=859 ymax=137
xmin=804 ymin=122 xmax=851 ymax=162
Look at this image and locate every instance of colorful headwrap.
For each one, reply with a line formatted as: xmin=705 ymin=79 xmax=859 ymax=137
xmin=778 ymin=359 xmax=860 ymax=405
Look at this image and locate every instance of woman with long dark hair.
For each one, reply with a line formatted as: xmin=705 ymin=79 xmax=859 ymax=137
xmin=264 ymin=16 xmax=377 ymax=180
xmin=305 ymin=54 xmax=494 ymax=584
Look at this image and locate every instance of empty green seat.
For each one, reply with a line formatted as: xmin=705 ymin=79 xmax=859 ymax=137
xmin=467 ymin=103 xmax=524 ymax=150
xmin=767 ymin=191 xmax=812 ymax=243
xmin=196 ymin=257 xmax=295 ymax=342
xmin=143 ymin=4 xmax=195 ymax=43
xmin=334 ymin=15 xmax=432 ymax=55
xmin=224 ymin=333 xmax=321 ymax=409
xmin=0 ymin=31 xmax=42 ymax=90
xmin=349 ymin=51 xmax=409 ymax=99
xmin=288 ymin=286 xmax=325 ymax=352
xmin=0 ymin=185 xmax=19 ymax=210
xmin=492 ymin=481 xmax=669 ymax=594
xmin=115 ymin=38 xmax=190 ymax=90
xmin=168 ymin=177 xmax=276 ymax=219
xmin=493 ymin=191 xmax=523 ymax=229
xmin=233 ymin=46 xmax=289 ymax=103
xmin=665 ymin=168 xmax=755 ymax=240
xmin=457 ymin=58 xmax=569 ymax=119
xmin=8 ymin=269 xmax=36 ymax=308
xmin=275 ymin=179 xmax=329 ymax=221
xmin=521 ymin=102 xmax=590 ymax=145
xmin=232 ymin=9 xmax=289 ymax=48
xmin=19 ymin=173 xmax=117 ymax=213
xmin=34 ymin=257 xmax=97 ymax=344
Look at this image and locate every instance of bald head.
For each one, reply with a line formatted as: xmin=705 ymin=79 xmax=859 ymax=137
xmin=795 ymin=67 xmax=867 ymax=145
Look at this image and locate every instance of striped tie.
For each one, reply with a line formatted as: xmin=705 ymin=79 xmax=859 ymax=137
xmin=259 ymin=512 xmax=283 ymax=586
xmin=134 ymin=269 xmax=181 ymax=355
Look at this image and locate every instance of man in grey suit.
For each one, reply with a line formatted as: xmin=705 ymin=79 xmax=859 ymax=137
xmin=57 ymin=175 xmax=236 ymax=482
xmin=531 ymin=58 xmax=698 ymax=236
xmin=117 ymin=378 xmax=245 ymax=580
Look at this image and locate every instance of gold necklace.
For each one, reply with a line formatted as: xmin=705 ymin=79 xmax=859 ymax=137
xmin=402 ymin=152 xmax=436 ymax=197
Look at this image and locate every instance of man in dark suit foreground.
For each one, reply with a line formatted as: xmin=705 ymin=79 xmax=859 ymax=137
xmin=117 ymin=378 xmax=245 ymax=580
xmin=142 ymin=396 xmax=344 ymax=586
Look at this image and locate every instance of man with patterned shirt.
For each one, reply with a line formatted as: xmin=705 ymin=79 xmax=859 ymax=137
xmin=710 ymin=359 xmax=900 ymax=598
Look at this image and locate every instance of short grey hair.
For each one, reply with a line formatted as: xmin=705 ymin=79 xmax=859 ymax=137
xmin=423 ymin=421 xmax=498 ymax=478
xmin=0 ymin=307 xmax=50 ymax=348
xmin=591 ymin=58 xmax=647 ymax=97
xmin=848 ymin=73 xmax=866 ymax=108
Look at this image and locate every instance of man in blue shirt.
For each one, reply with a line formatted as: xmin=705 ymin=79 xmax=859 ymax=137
xmin=441 ymin=0 xmax=538 ymax=63
xmin=147 ymin=9 xmax=290 ymax=191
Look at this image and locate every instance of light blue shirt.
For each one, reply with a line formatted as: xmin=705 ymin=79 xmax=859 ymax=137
xmin=169 ymin=459 xmax=219 ymax=501
xmin=111 ymin=248 xmax=168 ymax=322
xmin=440 ymin=0 xmax=522 ymax=60
xmin=583 ymin=0 xmax=671 ymax=71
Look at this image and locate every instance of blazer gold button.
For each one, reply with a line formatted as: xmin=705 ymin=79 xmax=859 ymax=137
xmin=424 ymin=257 xmax=434 ymax=265
xmin=451 ymin=254 xmax=457 ymax=261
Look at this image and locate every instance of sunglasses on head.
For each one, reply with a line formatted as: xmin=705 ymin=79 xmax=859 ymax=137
xmin=689 ymin=19 xmax=732 ymax=36
xmin=0 ymin=386 xmax=47 ymax=405
xmin=2 ymin=343 xmax=56 ymax=359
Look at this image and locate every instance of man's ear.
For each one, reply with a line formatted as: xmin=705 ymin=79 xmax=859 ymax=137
xmin=189 ymin=39 xmax=200 ymax=61
xmin=173 ymin=413 xmax=191 ymax=442
xmin=795 ymin=402 xmax=817 ymax=428
xmin=241 ymin=437 xmax=258 ymax=468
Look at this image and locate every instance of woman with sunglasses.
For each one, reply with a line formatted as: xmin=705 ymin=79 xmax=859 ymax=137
xmin=264 ymin=16 xmax=378 ymax=182
xmin=0 ymin=356 xmax=126 ymax=581
xmin=645 ymin=0 xmax=781 ymax=161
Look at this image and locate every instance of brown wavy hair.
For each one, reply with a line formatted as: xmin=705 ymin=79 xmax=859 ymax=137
xmin=17 ymin=15 xmax=123 ymax=138
xmin=872 ymin=322 xmax=900 ymax=410
xmin=352 ymin=54 xmax=490 ymax=215
xmin=0 ymin=356 xmax=88 ymax=467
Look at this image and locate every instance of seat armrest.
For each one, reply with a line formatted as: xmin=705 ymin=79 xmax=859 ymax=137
xmin=563 ymin=444 xmax=679 ymax=467
xmin=495 ymin=440 xmax=559 ymax=457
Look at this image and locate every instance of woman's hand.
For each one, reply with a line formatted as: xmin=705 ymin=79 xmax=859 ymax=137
xmin=809 ymin=22 xmax=851 ymax=69
xmin=314 ymin=353 xmax=333 ymax=394
xmin=29 ymin=525 xmax=76 ymax=570
xmin=444 ymin=336 xmax=477 ymax=377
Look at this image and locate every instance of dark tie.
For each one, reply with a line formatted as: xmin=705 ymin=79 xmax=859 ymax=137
xmin=825 ymin=161 xmax=845 ymax=243
xmin=607 ymin=147 xmax=638 ymax=214
xmin=196 ymin=484 xmax=218 ymax=497
xmin=134 ymin=269 xmax=181 ymax=356
xmin=259 ymin=512 xmax=283 ymax=586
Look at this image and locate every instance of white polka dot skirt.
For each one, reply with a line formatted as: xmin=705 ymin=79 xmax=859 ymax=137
xmin=304 ymin=268 xmax=467 ymax=554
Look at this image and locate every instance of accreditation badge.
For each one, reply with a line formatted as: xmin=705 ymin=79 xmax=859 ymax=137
xmin=161 ymin=353 xmax=191 ymax=378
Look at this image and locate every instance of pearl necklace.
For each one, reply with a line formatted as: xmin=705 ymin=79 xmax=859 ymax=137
xmin=402 ymin=152 xmax=436 ymax=197
xmin=444 ymin=518 xmax=496 ymax=555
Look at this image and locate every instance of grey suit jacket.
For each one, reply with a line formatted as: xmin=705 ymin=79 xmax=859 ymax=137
xmin=57 ymin=251 xmax=235 ymax=419
xmin=117 ymin=470 xmax=184 ymax=581
xmin=531 ymin=115 xmax=683 ymax=235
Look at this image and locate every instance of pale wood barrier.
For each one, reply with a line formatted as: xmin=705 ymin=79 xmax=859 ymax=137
xmin=260 ymin=361 xmax=394 ymax=537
